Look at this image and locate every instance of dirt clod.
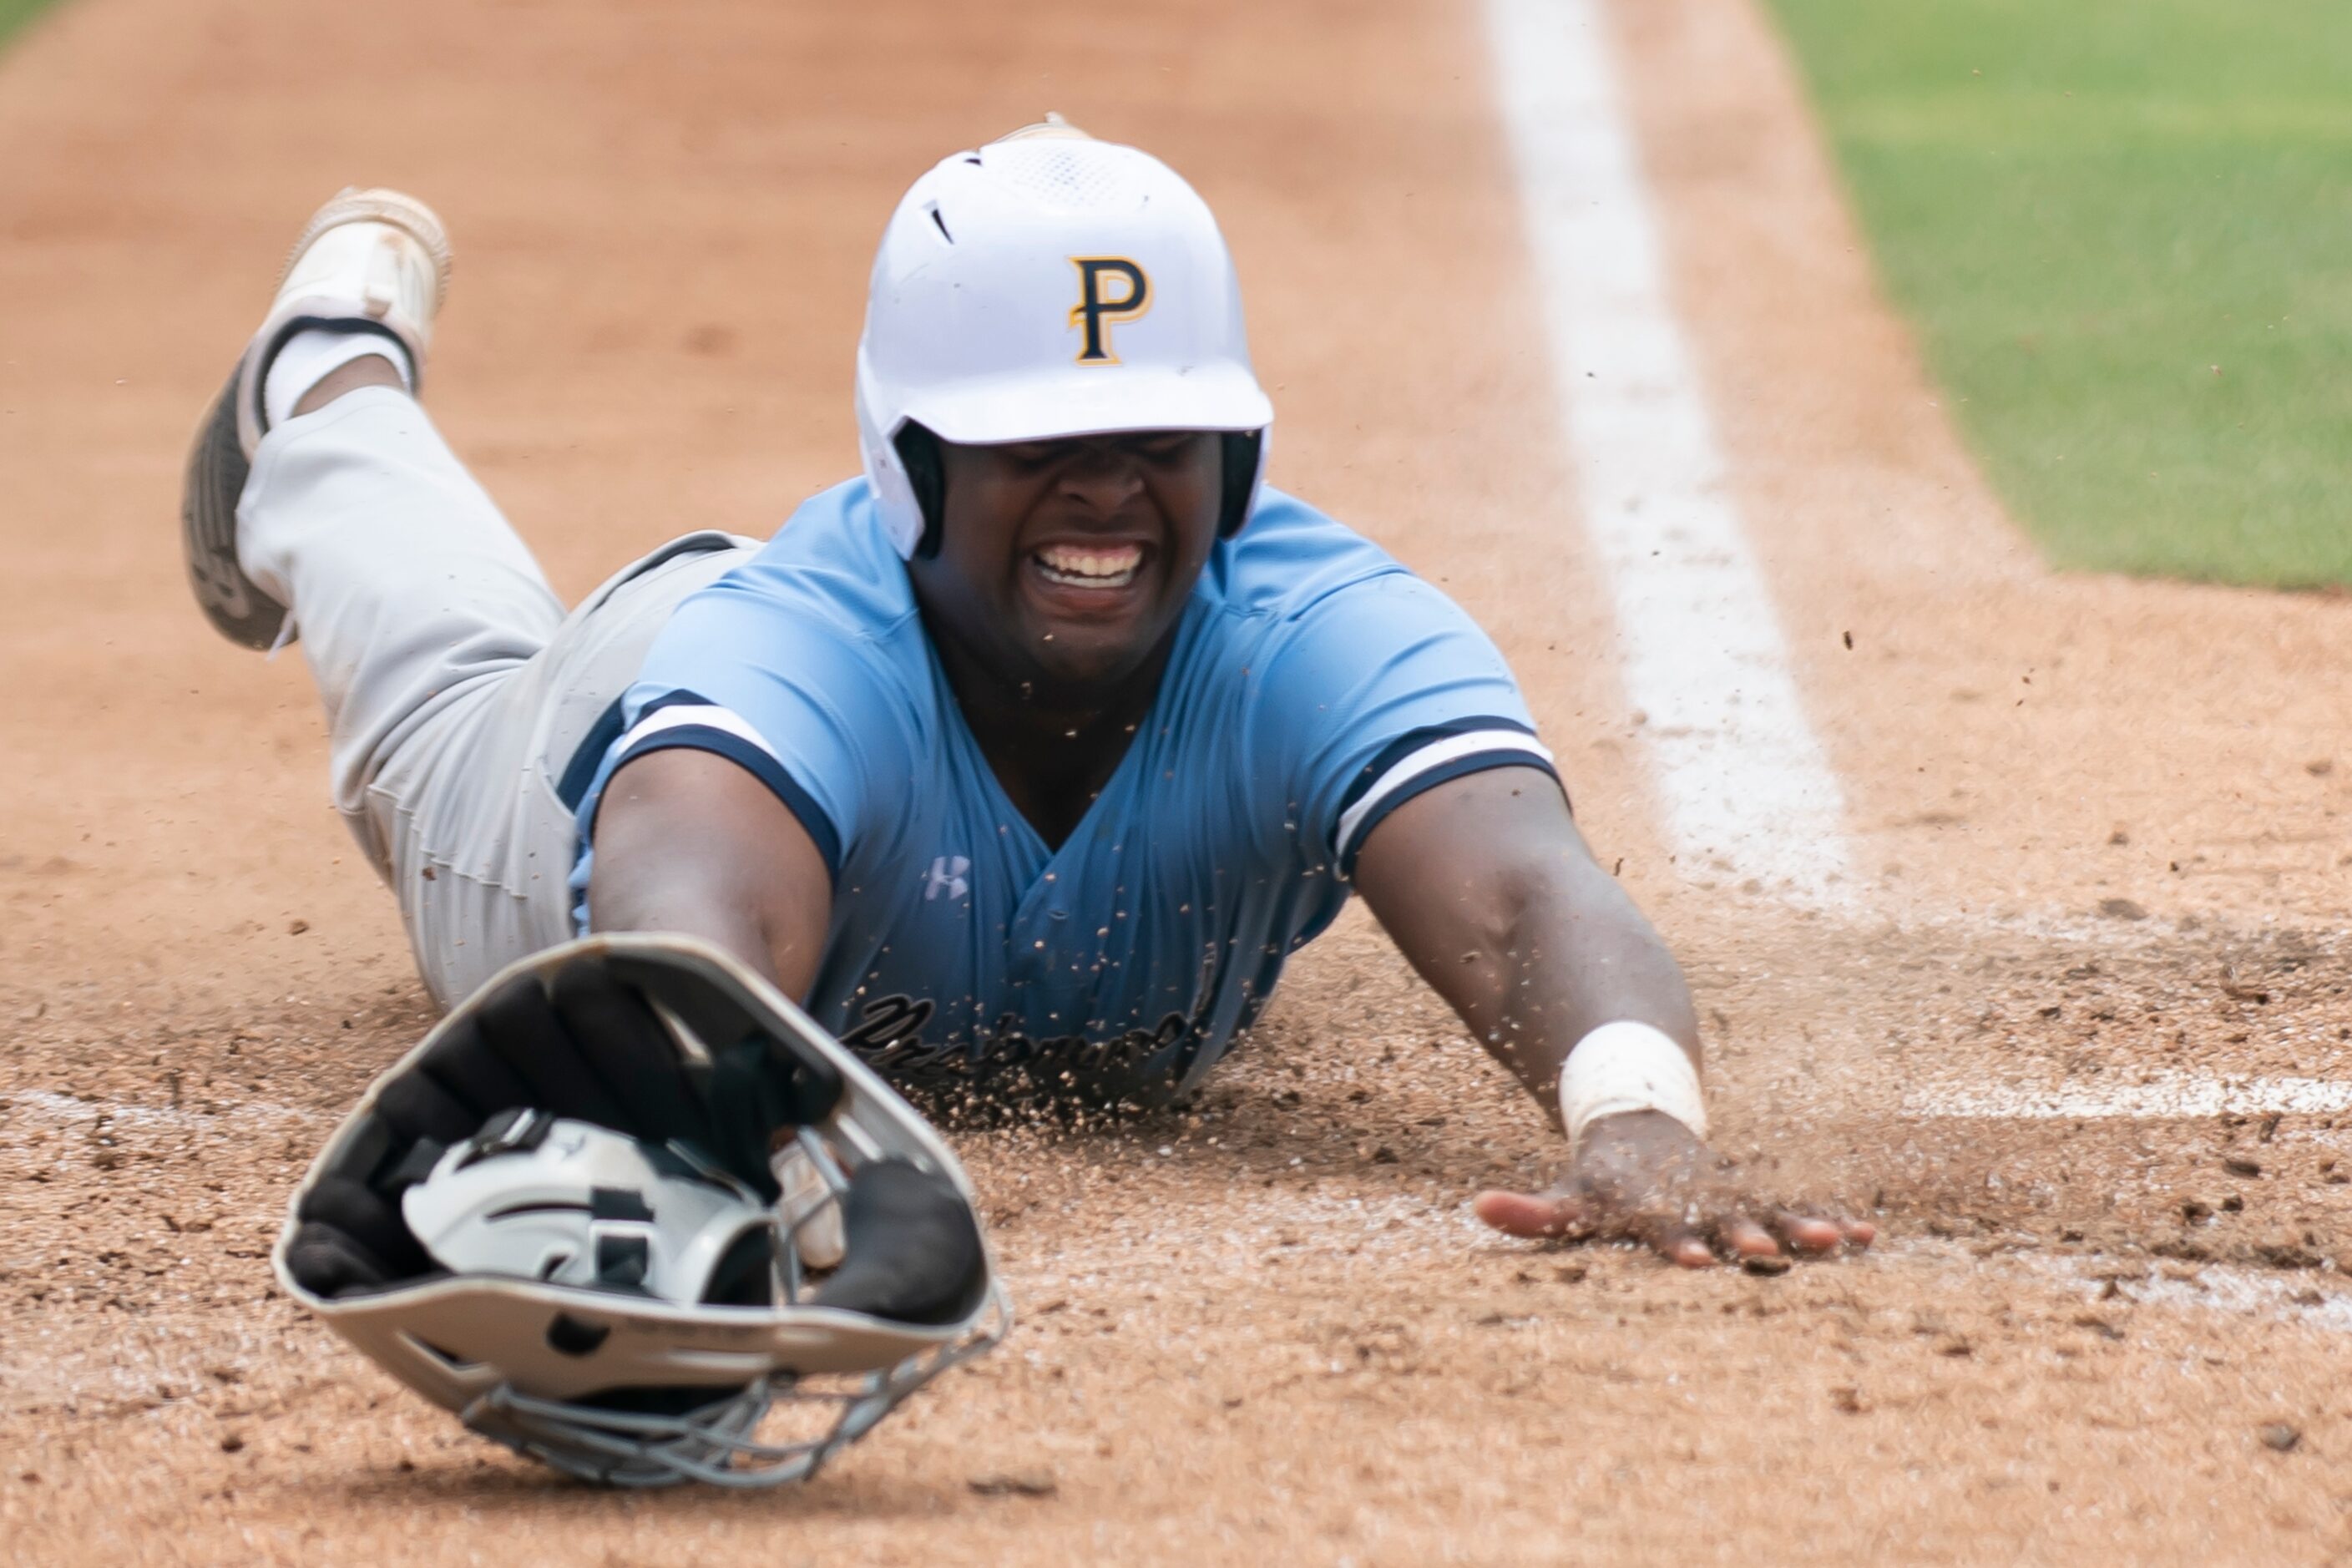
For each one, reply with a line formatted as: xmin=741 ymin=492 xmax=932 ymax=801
xmin=2258 ymin=1424 xmax=2302 ymax=1454
xmin=1741 ymin=1253 xmax=1793 ymax=1277
xmin=969 ymin=1469 xmax=1058 ymax=1498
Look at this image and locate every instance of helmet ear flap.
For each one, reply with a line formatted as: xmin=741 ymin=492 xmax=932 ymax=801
xmin=893 ymin=422 xmax=948 ymax=559
xmin=1218 ymin=430 xmax=1263 ymax=539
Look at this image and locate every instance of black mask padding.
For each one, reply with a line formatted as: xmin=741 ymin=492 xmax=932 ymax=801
xmin=701 ymin=1224 xmax=779 ymax=1308
xmin=810 ymin=1158 xmax=986 ymax=1327
xmin=893 ymin=421 xmax=948 ymax=559
xmin=285 ymin=1220 xmax=428 ymax=1299
xmin=549 ymin=959 xmax=722 ymax=1148
xmin=1218 ymin=430 xmax=1263 ymax=538
xmin=603 ymin=950 xmax=847 ymax=1190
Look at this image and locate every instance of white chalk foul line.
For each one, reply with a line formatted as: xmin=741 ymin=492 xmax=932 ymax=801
xmin=1483 ymin=0 xmax=1851 ymax=903
xmin=1904 ymin=1072 xmax=2352 ymax=1121
xmin=3 ymin=1087 xmax=323 ymax=1133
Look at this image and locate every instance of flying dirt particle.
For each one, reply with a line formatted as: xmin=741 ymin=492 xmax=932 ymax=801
xmin=1829 ymin=1385 xmax=1865 ymax=1414
xmin=2070 ymin=1315 xmax=2124 ymax=1342
xmin=2223 ymin=1157 xmax=2263 ymax=1179
xmin=2107 ymin=825 xmax=2130 ymax=846
xmin=1841 ymin=630 xmax=1853 ymax=650
xmin=286 ymin=919 xmax=308 ymax=935
xmin=969 ymin=1469 xmax=1057 ymax=1498
xmin=2309 ymin=760 xmax=2335 ymax=776
xmin=2258 ymin=1424 xmax=2301 ymax=1454
xmin=2218 ymin=967 xmax=2271 ymax=1004
xmin=218 ymin=1433 xmax=245 ymax=1454
xmin=1741 ymin=1254 xmax=1792 ymax=1277
xmin=2095 ymin=898 xmax=2147 ymax=922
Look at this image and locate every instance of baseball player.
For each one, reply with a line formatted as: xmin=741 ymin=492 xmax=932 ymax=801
xmin=181 ymin=120 xmax=1872 ymax=1268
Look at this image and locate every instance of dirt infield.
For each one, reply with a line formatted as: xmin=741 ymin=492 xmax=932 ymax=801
xmin=4 ymin=0 xmax=2351 ymax=1561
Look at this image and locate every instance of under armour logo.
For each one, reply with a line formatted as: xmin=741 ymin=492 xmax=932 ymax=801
xmin=923 ymin=855 xmax=971 ymax=902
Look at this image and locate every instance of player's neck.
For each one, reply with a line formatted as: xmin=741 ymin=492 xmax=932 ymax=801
xmin=932 ymin=632 xmax=1174 ymax=849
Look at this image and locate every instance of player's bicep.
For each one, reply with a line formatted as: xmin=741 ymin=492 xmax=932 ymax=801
xmin=1350 ymin=763 xmax=1590 ymax=940
xmin=589 ymin=748 xmax=833 ymax=998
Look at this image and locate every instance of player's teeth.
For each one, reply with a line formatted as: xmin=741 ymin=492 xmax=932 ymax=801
xmin=1036 ymin=544 xmax=1141 ymax=584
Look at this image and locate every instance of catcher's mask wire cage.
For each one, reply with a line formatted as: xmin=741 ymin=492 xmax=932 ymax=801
xmin=275 ymin=934 xmax=1014 ymax=1489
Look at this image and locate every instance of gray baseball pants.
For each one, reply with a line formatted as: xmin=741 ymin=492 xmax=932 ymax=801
xmin=237 ymin=386 xmax=756 ymax=1008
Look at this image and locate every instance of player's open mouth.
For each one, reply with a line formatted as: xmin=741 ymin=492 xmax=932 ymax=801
xmin=1032 ymin=541 xmax=1145 ymax=590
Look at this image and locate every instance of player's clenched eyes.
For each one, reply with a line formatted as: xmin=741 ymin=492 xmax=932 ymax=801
xmin=993 ymin=432 xmax=1203 ymax=471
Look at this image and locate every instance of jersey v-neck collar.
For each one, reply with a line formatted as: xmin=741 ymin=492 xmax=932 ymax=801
xmin=924 ymin=599 xmax=1203 ymax=906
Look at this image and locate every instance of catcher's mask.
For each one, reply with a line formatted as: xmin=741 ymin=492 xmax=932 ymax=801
xmin=274 ymin=934 xmax=1010 ymax=1489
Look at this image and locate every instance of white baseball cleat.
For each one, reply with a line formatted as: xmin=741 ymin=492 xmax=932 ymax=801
xmin=182 ymin=187 xmax=453 ymax=650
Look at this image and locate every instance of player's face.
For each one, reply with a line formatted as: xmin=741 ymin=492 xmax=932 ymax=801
xmin=913 ymin=431 xmax=1223 ymax=696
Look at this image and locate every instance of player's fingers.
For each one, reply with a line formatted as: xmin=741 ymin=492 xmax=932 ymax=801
xmin=1771 ymin=1211 xmax=1847 ymax=1254
xmin=1717 ymin=1215 xmax=1780 ymax=1258
xmin=1838 ymin=1216 xmax=1878 ymax=1250
xmin=1646 ymin=1222 xmax=1715 ymax=1269
xmin=1472 ymin=1188 xmax=1588 ymax=1239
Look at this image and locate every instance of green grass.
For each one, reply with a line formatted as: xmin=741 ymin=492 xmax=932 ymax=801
xmin=0 ymin=0 xmax=58 ymax=48
xmin=1764 ymin=0 xmax=2352 ymax=587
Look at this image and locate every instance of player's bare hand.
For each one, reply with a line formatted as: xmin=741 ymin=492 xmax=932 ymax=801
xmin=1470 ymin=1110 xmax=1875 ymax=1268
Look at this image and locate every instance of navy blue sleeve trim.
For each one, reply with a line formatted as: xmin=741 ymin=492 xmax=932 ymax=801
xmin=556 ymin=695 xmax=630 ymax=814
xmin=1336 ymin=751 xmax=1562 ymax=879
xmin=557 ymin=689 xmax=725 ymax=816
xmin=607 ymin=726 xmax=845 ymax=879
xmin=1334 ymin=716 xmax=1540 ymax=819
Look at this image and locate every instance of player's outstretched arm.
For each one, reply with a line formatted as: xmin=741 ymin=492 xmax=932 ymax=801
xmin=1349 ymin=767 xmax=1873 ymax=1268
xmin=587 ymin=748 xmax=834 ymax=996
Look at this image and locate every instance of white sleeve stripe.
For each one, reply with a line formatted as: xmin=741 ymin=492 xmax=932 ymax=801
xmin=1334 ymin=729 xmax=1558 ymax=857
xmin=615 ymin=703 xmax=782 ymax=763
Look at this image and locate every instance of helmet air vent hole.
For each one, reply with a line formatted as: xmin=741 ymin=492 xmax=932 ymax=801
xmin=538 ymin=1251 xmax=572 ymax=1281
xmin=545 ymin=1313 xmax=610 ymax=1358
xmin=928 ymin=205 xmax=953 ymax=244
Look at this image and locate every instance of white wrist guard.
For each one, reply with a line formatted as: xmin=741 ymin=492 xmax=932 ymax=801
xmin=1558 ymin=1020 xmax=1707 ymax=1151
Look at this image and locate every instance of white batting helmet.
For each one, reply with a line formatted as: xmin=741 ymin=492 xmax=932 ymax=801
xmin=854 ymin=118 xmax=1275 ymax=559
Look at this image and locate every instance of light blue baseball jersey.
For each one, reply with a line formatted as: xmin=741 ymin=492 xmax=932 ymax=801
xmin=569 ymin=480 xmax=1557 ymax=1105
